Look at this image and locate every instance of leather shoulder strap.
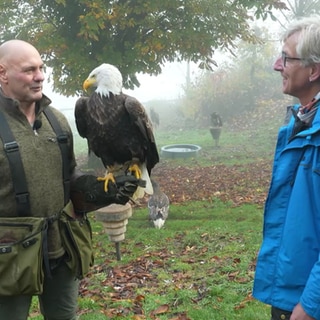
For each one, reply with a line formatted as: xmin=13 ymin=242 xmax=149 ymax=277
xmin=0 ymin=110 xmax=31 ymax=216
xmin=43 ymin=107 xmax=70 ymax=205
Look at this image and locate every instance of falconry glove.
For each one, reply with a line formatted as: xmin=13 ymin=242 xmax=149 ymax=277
xmin=113 ymin=175 xmax=146 ymax=201
xmin=71 ymin=174 xmax=146 ymax=213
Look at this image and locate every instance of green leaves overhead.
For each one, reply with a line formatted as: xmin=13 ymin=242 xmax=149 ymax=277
xmin=0 ymin=0 xmax=287 ymax=95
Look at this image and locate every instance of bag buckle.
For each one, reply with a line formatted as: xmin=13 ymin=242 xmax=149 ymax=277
xmin=0 ymin=246 xmax=12 ymax=254
xmin=22 ymin=238 xmax=38 ymax=248
xmin=16 ymin=192 xmax=29 ymax=204
xmin=4 ymin=141 xmax=19 ymax=153
xmin=57 ymin=134 xmax=68 ymax=144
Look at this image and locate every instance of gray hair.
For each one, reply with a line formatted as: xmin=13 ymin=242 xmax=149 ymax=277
xmin=283 ymin=15 xmax=320 ymax=66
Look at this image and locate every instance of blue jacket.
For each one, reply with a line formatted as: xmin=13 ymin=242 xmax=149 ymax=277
xmin=253 ymin=102 xmax=320 ymax=319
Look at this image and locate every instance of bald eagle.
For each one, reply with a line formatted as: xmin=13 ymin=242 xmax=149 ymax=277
xmin=75 ymin=63 xmax=159 ymax=199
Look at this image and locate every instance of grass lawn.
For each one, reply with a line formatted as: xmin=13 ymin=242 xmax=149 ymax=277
xmin=28 ymin=200 xmax=270 ymax=320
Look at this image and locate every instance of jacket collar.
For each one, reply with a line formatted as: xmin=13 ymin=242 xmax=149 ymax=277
xmin=0 ymin=88 xmax=52 ymax=116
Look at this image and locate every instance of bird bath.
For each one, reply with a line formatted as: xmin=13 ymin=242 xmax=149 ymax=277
xmin=161 ymin=144 xmax=201 ymax=159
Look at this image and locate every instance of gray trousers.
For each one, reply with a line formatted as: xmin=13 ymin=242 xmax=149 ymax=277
xmin=271 ymin=306 xmax=292 ymax=320
xmin=0 ymin=261 xmax=79 ymax=320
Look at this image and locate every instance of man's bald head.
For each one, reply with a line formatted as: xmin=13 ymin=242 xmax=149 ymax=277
xmin=0 ymin=39 xmax=41 ymax=66
xmin=0 ymin=39 xmax=45 ymax=105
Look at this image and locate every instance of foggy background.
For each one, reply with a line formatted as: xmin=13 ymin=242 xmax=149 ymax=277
xmin=39 ymin=0 xmax=319 ymax=134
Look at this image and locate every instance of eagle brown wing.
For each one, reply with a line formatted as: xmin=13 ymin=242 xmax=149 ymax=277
xmin=74 ymin=96 xmax=90 ymax=139
xmin=75 ymin=96 xmax=101 ymax=161
xmin=123 ymin=94 xmax=159 ymax=174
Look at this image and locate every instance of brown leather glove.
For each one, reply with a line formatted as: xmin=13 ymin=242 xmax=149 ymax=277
xmin=70 ymin=174 xmax=146 ymax=213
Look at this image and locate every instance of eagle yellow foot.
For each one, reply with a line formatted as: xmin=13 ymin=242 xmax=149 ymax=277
xmin=128 ymin=164 xmax=142 ymax=179
xmin=97 ymin=173 xmax=116 ymax=192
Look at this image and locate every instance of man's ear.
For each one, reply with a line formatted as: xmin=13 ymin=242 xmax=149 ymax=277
xmin=309 ymin=63 xmax=320 ymax=82
xmin=0 ymin=64 xmax=8 ymax=83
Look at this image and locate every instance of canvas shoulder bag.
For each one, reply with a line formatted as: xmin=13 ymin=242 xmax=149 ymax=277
xmin=59 ymin=200 xmax=94 ymax=279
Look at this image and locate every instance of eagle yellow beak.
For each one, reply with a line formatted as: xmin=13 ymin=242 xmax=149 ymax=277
xmin=83 ymin=78 xmax=95 ymax=91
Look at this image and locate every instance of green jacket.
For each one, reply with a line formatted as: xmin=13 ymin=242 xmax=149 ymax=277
xmin=0 ymin=91 xmax=76 ymax=259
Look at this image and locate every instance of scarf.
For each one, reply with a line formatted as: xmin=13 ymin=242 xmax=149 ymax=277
xmin=291 ymin=92 xmax=320 ymax=137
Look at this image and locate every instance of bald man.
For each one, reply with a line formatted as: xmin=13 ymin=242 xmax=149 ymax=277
xmin=0 ymin=39 xmax=142 ymax=320
xmin=0 ymin=40 xmax=45 ymax=123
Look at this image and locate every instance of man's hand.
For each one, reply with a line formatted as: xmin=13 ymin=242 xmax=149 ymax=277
xmin=290 ymin=303 xmax=315 ymax=320
xmin=70 ymin=174 xmax=146 ymax=212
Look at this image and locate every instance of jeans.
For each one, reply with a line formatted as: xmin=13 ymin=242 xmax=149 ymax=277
xmin=271 ymin=306 xmax=292 ymax=320
xmin=0 ymin=260 xmax=79 ymax=320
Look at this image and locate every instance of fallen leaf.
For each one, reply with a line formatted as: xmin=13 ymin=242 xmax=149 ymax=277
xmin=150 ymin=304 xmax=170 ymax=316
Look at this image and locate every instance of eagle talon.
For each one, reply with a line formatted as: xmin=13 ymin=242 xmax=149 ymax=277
xmin=127 ymin=163 xmax=142 ymax=179
xmin=97 ymin=173 xmax=116 ymax=192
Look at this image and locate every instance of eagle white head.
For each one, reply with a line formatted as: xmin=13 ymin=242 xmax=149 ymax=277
xmin=83 ymin=63 xmax=123 ymax=97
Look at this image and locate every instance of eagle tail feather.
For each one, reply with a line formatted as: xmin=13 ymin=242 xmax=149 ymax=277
xmin=132 ymin=164 xmax=153 ymax=200
xmin=141 ymin=164 xmax=153 ymax=195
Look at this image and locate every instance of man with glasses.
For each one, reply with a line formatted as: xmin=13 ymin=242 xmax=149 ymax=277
xmin=253 ymin=15 xmax=320 ymax=320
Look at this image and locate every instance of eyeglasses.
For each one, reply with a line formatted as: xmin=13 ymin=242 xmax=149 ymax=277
xmin=281 ymin=52 xmax=303 ymax=67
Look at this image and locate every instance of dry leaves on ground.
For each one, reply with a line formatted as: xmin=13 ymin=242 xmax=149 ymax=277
xmin=138 ymin=158 xmax=272 ymax=208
